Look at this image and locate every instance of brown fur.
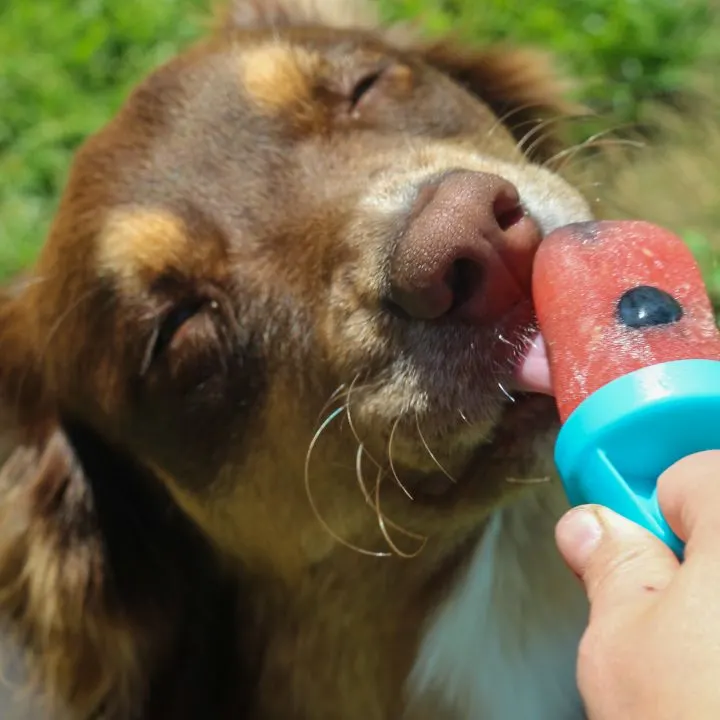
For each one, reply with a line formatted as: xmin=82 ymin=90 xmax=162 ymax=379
xmin=0 ymin=1 xmax=593 ymax=717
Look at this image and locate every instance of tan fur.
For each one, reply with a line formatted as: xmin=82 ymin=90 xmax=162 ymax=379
xmin=0 ymin=1 xmax=604 ymax=718
xmin=239 ymin=43 xmax=321 ymax=117
xmin=97 ymin=208 xmax=192 ymax=294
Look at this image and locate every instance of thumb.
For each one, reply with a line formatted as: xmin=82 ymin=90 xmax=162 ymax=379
xmin=556 ymin=505 xmax=680 ymax=618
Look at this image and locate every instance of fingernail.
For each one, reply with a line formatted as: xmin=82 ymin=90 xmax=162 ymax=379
xmin=556 ymin=506 xmax=603 ymax=570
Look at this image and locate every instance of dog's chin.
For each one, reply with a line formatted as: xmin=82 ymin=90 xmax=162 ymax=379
xmin=347 ymin=311 xmax=558 ymax=500
xmin=389 ymin=391 xmax=559 ymax=502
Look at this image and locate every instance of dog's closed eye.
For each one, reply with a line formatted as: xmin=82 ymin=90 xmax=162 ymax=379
xmin=349 ymin=70 xmax=384 ymax=109
xmin=345 ymin=62 xmax=414 ymax=115
xmin=141 ymin=299 xmax=220 ymax=376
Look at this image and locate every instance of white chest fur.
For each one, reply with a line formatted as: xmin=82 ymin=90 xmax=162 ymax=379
xmin=407 ymin=485 xmax=588 ymax=720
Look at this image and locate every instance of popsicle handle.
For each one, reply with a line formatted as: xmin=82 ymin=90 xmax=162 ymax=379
xmin=571 ymin=447 xmax=684 ymax=557
xmin=555 ymin=358 xmax=720 ymax=560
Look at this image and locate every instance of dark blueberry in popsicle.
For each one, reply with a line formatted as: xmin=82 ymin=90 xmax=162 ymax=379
xmin=616 ymin=286 xmax=684 ymax=329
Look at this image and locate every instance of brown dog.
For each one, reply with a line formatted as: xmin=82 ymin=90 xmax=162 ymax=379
xmin=0 ymin=1 xmax=594 ymax=718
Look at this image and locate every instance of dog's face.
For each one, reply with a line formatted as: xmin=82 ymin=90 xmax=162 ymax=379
xmin=0 ymin=2 xmax=592 ymax=578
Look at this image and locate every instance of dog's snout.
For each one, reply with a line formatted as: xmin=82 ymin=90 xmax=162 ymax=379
xmin=386 ymin=170 xmax=542 ymax=322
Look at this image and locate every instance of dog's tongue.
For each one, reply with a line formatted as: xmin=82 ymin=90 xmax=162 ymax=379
xmin=514 ymin=332 xmax=554 ymax=396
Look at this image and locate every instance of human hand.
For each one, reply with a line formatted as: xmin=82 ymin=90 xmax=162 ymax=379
xmin=555 ymin=450 xmax=720 ymax=720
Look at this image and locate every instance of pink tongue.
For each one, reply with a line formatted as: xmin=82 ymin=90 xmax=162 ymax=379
xmin=514 ymin=333 xmax=554 ymax=395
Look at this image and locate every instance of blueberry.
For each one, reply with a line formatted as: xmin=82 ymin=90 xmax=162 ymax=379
xmin=616 ymin=285 xmax=684 ymax=328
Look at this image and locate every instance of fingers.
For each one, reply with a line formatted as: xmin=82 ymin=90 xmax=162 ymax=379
xmin=658 ymin=450 xmax=720 ymax=553
xmin=556 ymin=505 xmax=679 ymax=618
xmin=556 ymin=451 xmax=720 ymax=616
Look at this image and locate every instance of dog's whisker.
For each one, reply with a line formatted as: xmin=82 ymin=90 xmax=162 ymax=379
xmin=551 ymin=144 xmax=643 ymax=185
xmin=517 ymin=115 xmax=572 ymax=155
xmin=305 ymin=407 xmax=391 ymax=557
xmin=505 ymin=476 xmax=552 ymax=485
xmin=487 ymin=102 xmax=582 ymax=143
xmin=495 ymin=331 xmax=515 ymax=348
xmin=497 ymin=382 xmax=516 ymax=403
xmin=485 ymin=103 xmax=538 ymax=143
xmin=414 ymin=413 xmax=458 ymax=484
xmin=315 ymin=383 xmax=349 ymax=425
xmin=346 ymin=375 xmax=384 ymax=470
xmin=546 ymin=132 xmax=646 ymax=171
xmin=357 ymin=447 xmax=426 ymax=547
xmin=387 ymin=415 xmax=414 ymax=500
xmin=355 ymin=443 xmax=374 ymax=506
xmin=372 ymin=468 xmax=426 ymax=558
xmin=520 ymin=111 xmax=604 ymax=158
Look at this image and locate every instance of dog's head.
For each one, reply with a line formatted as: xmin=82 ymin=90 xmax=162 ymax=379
xmin=0 ymin=0 xmax=593 ymax=714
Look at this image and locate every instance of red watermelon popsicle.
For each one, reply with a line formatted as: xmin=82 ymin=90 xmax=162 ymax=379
xmin=529 ymin=220 xmax=720 ymax=422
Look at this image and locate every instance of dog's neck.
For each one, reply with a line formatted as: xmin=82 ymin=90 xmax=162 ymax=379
xmin=247 ymin=525 xmax=471 ymax=719
xmin=0 ymin=483 xmax=585 ymax=720
xmin=407 ymin=483 xmax=587 ymax=720
xmin=248 ymin=483 xmax=587 ymax=720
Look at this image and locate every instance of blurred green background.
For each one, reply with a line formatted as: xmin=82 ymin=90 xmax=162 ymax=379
xmin=2 ymin=0 xmax=720 ymax=292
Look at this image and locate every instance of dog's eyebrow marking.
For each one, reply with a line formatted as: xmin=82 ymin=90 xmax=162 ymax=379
xmin=238 ymin=42 xmax=320 ymax=114
xmin=97 ymin=208 xmax=189 ymax=293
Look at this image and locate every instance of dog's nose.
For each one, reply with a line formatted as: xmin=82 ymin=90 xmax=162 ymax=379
xmin=387 ymin=170 xmax=542 ymax=322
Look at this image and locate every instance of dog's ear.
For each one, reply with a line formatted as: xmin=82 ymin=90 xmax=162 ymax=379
xmin=420 ymin=42 xmax=585 ymax=163
xmin=0 ymin=280 xmax=49 ymax=460
xmin=217 ymin=0 xmax=380 ymax=32
xmin=0 ymin=281 xmax=143 ymax=716
xmin=0 ymin=428 xmax=141 ymax=716
xmin=0 ymin=282 xmax=240 ymax=718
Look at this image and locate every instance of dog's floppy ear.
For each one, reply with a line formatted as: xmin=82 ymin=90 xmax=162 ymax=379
xmin=0 ymin=280 xmax=49 ymax=459
xmin=0 ymin=282 xmax=146 ymax=716
xmin=421 ymin=42 xmax=585 ymax=163
xmin=0 ymin=282 xmax=241 ymax=718
xmin=0 ymin=428 xmax=142 ymax=716
xmin=218 ymin=0 xmax=380 ymax=32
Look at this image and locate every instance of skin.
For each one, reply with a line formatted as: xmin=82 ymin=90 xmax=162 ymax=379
xmin=556 ymin=450 xmax=720 ymax=720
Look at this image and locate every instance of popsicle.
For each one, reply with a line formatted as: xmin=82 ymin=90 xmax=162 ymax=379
xmin=531 ymin=220 xmax=720 ymax=557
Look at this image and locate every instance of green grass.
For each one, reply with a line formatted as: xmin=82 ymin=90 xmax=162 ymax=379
xmin=383 ymin=0 xmax=719 ymax=125
xmin=2 ymin=0 xmax=720 ymax=288
xmin=0 ymin=0 xmax=206 ymax=275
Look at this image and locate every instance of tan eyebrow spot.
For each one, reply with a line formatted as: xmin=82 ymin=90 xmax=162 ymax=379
xmin=97 ymin=208 xmax=189 ymax=293
xmin=239 ymin=42 xmax=320 ymax=114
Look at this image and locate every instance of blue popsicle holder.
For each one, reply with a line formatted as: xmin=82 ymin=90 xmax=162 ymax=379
xmin=555 ymin=358 xmax=720 ymax=559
